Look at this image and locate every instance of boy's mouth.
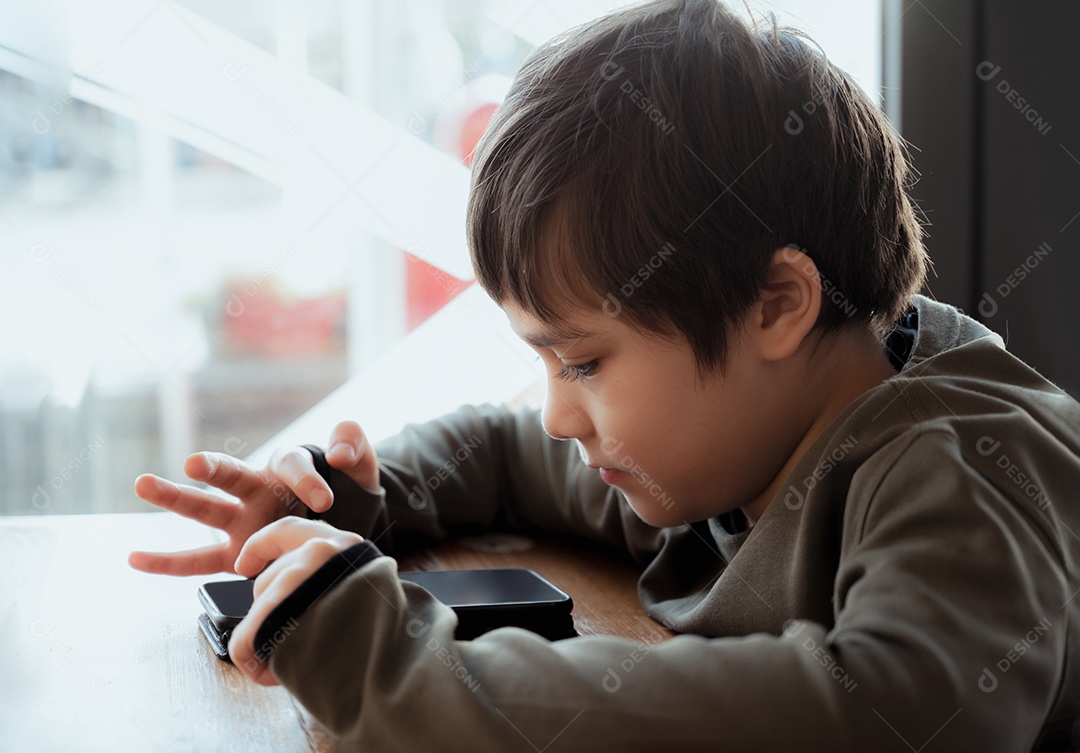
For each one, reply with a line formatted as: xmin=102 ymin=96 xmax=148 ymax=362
xmin=588 ymin=464 xmax=627 ymax=485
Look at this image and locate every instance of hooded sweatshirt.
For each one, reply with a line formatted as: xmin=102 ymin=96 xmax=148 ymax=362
xmin=255 ymin=295 xmax=1080 ymax=752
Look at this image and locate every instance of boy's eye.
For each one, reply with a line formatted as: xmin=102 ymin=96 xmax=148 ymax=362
xmin=555 ymin=359 xmax=599 ymax=382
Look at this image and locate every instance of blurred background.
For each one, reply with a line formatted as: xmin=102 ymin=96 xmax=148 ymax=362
xmin=0 ymin=0 xmax=1074 ymax=516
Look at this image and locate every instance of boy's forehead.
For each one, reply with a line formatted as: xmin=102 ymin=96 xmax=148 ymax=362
xmin=501 ymin=301 xmax=607 ymax=348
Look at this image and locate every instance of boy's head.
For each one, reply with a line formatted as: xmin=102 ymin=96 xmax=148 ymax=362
xmin=468 ymin=0 xmax=927 ymax=373
xmin=465 ymin=0 xmax=928 ymax=526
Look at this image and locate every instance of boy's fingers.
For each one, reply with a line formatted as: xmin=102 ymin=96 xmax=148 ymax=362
xmin=133 ymin=474 xmax=237 ymax=530
xmin=327 ymin=421 xmax=365 ymax=464
xmin=128 ymin=543 xmax=232 ymax=576
xmin=326 ymin=422 xmax=381 ymax=494
xmin=267 ymin=448 xmax=332 ymax=513
xmin=184 ymin=453 xmax=266 ymax=501
xmin=231 ymin=565 xmax=316 ymax=685
xmin=251 ymin=537 xmax=349 ymax=600
xmin=233 ymin=518 xmax=339 ymax=576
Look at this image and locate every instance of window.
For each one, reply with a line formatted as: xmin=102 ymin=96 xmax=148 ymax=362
xmin=0 ymin=0 xmax=880 ymax=515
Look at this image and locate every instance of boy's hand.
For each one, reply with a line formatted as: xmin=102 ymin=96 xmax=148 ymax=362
xmin=128 ymin=420 xmax=380 ymax=576
xmin=229 ymin=518 xmax=364 ymax=685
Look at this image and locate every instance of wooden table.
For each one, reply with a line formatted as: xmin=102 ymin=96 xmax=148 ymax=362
xmin=0 ymin=513 xmax=673 ymax=752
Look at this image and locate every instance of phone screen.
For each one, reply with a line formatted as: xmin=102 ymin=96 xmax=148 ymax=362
xmin=201 ymin=579 xmax=255 ymax=624
xmin=399 ymin=569 xmax=569 ymax=608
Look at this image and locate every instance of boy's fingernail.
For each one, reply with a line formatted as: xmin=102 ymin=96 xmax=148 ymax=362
xmin=311 ymin=489 xmax=332 ymax=510
xmin=330 ymin=443 xmax=355 ymax=462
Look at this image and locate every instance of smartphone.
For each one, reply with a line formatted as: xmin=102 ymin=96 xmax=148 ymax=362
xmin=196 ymin=579 xmax=256 ymax=663
xmin=397 ymin=569 xmax=577 ymax=641
xmin=196 ymin=568 xmax=576 ymax=661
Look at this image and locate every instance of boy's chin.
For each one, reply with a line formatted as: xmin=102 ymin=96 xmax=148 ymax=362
xmin=622 ymin=492 xmax=686 ymax=528
xmin=623 ymin=488 xmax=742 ymax=529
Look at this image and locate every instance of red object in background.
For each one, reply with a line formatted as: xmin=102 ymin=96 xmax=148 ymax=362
xmin=405 ymin=256 xmax=473 ymax=331
xmin=459 ymin=102 xmax=499 ymax=166
xmin=403 ymin=99 xmax=497 ymax=331
xmin=221 ymin=280 xmax=346 ymax=357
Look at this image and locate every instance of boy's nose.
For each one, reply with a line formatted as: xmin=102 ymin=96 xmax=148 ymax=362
xmin=541 ymin=387 xmax=591 ymax=441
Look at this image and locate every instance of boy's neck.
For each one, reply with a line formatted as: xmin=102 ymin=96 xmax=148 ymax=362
xmin=741 ymin=331 xmax=899 ymax=526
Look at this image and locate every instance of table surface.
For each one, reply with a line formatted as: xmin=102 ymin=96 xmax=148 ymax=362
xmin=0 ymin=513 xmax=673 ymax=752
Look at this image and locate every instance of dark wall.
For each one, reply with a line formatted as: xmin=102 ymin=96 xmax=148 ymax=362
xmin=888 ymin=0 xmax=1080 ymax=397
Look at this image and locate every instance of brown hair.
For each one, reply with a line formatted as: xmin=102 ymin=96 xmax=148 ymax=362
xmin=467 ymin=0 xmax=927 ymax=372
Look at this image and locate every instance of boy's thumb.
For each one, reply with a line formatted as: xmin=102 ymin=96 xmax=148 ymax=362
xmin=328 ymin=441 xmax=356 ymax=464
xmin=326 ymin=440 xmax=380 ymax=495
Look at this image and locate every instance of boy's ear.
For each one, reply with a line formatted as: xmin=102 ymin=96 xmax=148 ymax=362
xmin=749 ymin=246 xmax=822 ymax=361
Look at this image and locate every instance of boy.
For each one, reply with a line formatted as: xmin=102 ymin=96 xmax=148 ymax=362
xmin=130 ymin=0 xmax=1080 ymax=750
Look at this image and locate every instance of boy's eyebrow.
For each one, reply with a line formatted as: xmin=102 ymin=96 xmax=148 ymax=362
xmin=517 ymin=327 xmax=599 ymax=349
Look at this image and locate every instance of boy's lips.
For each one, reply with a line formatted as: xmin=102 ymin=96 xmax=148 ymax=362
xmin=587 ymin=463 xmax=626 ymax=484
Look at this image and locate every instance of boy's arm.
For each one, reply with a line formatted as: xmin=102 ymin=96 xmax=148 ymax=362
xmin=309 ymin=402 xmax=664 ymax=561
xmin=249 ymin=429 xmax=1068 ymax=752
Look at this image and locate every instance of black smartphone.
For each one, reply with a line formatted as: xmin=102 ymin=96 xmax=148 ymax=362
xmin=196 ymin=568 xmax=576 ymax=661
xmin=196 ymin=579 xmax=256 ymax=663
xmin=398 ymin=569 xmax=577 ymax=641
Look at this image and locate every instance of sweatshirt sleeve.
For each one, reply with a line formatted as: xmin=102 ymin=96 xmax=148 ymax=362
xmin=306 ymin=402 xmax=664 ymax=563
xmin=262 ymin=427 xmax=1069 ymax=752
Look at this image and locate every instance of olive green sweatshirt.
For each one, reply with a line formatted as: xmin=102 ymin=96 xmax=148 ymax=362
xmin=260 ymin=296 xmax=1080 ymax=752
